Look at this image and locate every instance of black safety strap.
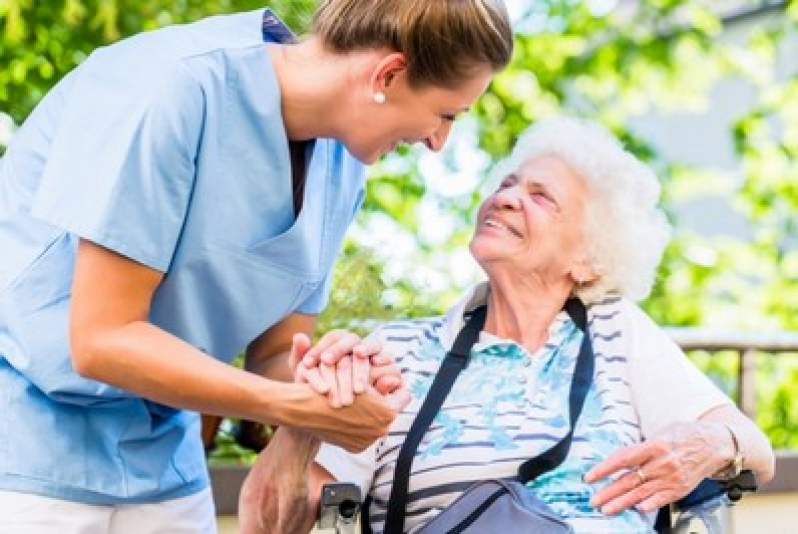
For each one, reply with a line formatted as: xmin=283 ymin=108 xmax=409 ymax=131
xmin=517 ymin=298 xmax=594 ymax=482
xmin=383 ymin=299 xmax=594 ymax=534
xmin=383 ymin=305 xmax=488 ymax=532
xmin=261 ymin=8 xmax=294 ymax=44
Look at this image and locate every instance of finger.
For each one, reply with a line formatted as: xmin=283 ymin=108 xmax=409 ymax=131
xmin=288 ymin=333 xmax=312 ymax=375
xmin=385 ymin=387 xmax=411 ymax=412
xmin=320 ymin=331 xmax=361 ymax=365
xmin=336 ymin=356 xmax=355 ymax=407
xmin=319 ymin=363 xmax=341 ymax=408
xmin=352 ymin=338 xmax=382 ymax=358
xmin=591 ymin=469 xmax=649 ymax=514
xmin=301 ymin=330 xmax=349 ymax=367
xmin=351 ymin=349 xmax=371 ymax=395
xmin=634 ymin=489 xmax=676 ymax=514
xmin=369 ymin=351 xmax=394 ymax=366
xmin=584 ymin=443 xmax=652 ymax=483
xmin=300 ymin=365 xmax=330 ymax=395
xmin=374 ymin=374 xmax=402 ymax=396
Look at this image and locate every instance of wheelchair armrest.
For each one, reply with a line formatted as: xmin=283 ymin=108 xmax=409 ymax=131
xmin=719 ymin=469 xmax=758 ymax=502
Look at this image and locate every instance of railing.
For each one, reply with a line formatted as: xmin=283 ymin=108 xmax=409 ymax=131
xmin=666 ymin=327 xmax=798 ymax=494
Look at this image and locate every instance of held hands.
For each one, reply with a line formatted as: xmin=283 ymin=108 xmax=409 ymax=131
xmin=289 ymin=330 xmax=408 ymax=409
xmin=584 ymin=421 xmax=734 ymax=515
xmin=284 ymin=330 xmax=410 ymax=453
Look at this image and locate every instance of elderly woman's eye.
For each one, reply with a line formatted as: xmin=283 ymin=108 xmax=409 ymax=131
xmin=531 ymin=191 xmax=556 ymax=207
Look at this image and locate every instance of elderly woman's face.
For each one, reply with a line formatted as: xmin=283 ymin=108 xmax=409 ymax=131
xmin=470 ymin=155 xmax=589 ymax=283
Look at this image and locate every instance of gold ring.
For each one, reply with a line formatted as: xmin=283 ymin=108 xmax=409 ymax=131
xmin=634 ymin=467 xmax=647 ymax=485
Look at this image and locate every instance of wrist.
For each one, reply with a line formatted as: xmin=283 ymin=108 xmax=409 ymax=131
xmin=269 ymin=426 xmax=321 ymax=470
xmin=712 ymin=422 xmax=745 ymax=480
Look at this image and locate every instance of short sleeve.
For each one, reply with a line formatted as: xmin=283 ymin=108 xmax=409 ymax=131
xmin=31 ymin=48 xmax=205 ymax=272
xmin=623 ymin=301 xmax=733 ymax=438
xmin=296 ymin=272 xmax=333 ymax=314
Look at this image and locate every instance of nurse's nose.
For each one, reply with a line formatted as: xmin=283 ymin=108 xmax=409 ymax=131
xmin=424 ymin=120 xmax=454 ymax=152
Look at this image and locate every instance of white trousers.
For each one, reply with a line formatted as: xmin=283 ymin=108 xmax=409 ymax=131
xmin=0 ymin=488 xmax=217 ymax=534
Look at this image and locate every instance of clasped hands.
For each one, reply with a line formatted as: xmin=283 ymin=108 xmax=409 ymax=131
xmin=289 ymin=329 xmax=408 ymax=409
xmin=286 ymin=329 xmax=411 ymax=452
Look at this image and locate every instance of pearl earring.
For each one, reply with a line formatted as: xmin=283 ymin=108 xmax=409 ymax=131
xmin=373 ymin=92 xmax=386 ymax=104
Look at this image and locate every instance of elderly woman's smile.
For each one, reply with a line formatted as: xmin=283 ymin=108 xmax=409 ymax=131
xmin=482 ymin=217 xmax=522 ymax=237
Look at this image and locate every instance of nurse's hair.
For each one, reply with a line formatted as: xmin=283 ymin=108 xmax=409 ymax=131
xmin=312 ymin=0 xmax=513 ymax=89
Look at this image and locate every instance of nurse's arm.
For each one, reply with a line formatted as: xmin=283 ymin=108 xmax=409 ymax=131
xmin=69 ymin=238 xmax=396 ymax=452
xmin=245 ymin=312 xmax=318 ymax=383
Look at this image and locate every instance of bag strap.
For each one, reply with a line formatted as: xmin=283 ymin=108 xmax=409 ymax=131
xmin=517 ymin=298 xmax=594 ymax=482
xmin=383 ymin=299 xmax=594 ymax=534
xmin=383 ymin=305 xmax=488 ymax=532
xmin=261 ymin=9 xmax=295 ymax=44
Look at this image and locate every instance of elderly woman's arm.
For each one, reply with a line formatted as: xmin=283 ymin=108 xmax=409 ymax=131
xmin=584 ymin=404 xmax=774 ymax=516
xmin=699 ymin=404 xmax=775 ymax=482
xmin=238 ymin=427 xmax=337 ymax=534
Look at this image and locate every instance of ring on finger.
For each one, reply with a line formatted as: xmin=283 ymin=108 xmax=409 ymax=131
xmin=634 ymin=467 xmax=647 ymax=485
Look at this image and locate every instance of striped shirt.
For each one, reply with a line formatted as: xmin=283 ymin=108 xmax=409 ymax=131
xmin=316 ymin=283 xmax=731 ymax=533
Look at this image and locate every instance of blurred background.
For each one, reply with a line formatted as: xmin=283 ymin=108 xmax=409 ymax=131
xmin=3 ymin=1 xmax=797 ymax=530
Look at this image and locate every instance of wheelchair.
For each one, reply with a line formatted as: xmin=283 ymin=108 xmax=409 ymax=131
xmin=314 ymin=471 xmax=757 ymax=534
xmin=655 ymin=470 xmax=758 ymax=534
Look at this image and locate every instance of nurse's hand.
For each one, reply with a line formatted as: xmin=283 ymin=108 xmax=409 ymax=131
xmin=290 ymin=380 xmax=410 ymax=452
xmin=290 ymin=332 xmax=403 ymax=408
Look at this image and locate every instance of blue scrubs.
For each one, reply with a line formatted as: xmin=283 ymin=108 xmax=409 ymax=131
xmin=0 ymin=9 xmax=365 ymax=503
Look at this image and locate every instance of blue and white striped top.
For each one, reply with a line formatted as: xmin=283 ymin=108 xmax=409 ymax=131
xmin=316 ymin=283 xmax=731 ymax=533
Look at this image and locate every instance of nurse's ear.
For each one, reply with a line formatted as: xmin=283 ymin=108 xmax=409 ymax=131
xmin=367 ymin=52 xmax=407 ymax=104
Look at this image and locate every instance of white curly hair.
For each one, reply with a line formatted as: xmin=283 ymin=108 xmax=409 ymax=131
xmin=481 ymin=116 xmax=672 ymax=303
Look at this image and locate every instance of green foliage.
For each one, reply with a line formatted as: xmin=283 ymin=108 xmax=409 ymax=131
xmin=0 ymin=0 xmax=314 ymax=125
xmin=4 ymin=1 xmax=797 ymax=453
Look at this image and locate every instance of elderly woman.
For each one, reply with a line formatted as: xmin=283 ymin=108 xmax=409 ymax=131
xmin=251 ymin=117 xmax=775 ymax=533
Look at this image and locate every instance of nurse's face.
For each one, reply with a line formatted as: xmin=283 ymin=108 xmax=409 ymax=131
xmin=350 ymin=68 xmax=494 ymax=164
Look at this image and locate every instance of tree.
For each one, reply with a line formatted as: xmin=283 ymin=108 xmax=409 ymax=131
xmin=3 ymin=0 xmax=796 ymax=448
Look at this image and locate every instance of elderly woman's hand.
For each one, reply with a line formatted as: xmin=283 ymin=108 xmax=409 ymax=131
xmin=584 ymin=421 xmax=736 ymax=515
xmin=289 ymin=331 xmax=406 ymax=408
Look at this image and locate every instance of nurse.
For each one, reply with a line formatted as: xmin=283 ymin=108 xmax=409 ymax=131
xmin=0 ymin=1 xmax=514 ymax=532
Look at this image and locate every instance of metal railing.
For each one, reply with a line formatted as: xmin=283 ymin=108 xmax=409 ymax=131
xmin=667 ymin=327 xmax=798 ymax=420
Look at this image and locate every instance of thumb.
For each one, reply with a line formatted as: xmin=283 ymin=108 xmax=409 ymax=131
xmin=288 ymin=333 xmax=312 ymax=375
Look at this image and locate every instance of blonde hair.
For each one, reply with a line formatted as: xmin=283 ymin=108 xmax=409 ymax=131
xmin=312 ymin=0 xmax=513 ymax=88
xmin=484 ymin=116 xmax=672 ymax=303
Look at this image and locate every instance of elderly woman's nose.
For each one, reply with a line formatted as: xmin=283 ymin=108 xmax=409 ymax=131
xmin=494 ymin=184 xmax=522 ymax=208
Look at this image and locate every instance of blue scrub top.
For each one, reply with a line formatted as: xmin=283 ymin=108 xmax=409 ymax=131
xmin=0 ymin=9 xmax=365 ymax=503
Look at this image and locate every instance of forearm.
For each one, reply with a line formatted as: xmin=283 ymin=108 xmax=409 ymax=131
xmin=240 ymin=427 xmax=321 ymax=534
xmin=245 ymin=312 xmax=317 ymax=382
xmin=73 ymin=320 xmax=395 ymax=451
xmin=699 ymin=405 xmax=776 ymax=483
xmin=72 ymin=319 xmax=309 ymax=426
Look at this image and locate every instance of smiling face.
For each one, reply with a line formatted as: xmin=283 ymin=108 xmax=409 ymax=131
xmin=347 ymin=64 xmax=494 ymax=164
xmin=469 ymin=155 xmax=592 ymax=287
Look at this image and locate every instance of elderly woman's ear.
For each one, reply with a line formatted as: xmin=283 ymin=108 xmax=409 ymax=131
xmin=570 ymin=259 xmax=600 ymax=287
